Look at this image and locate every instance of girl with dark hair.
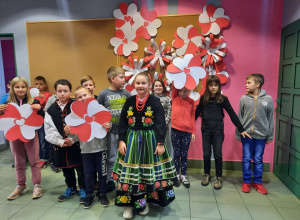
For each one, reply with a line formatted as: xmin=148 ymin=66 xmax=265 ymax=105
xmin=195 ymin=75 xmax=250 ymax=190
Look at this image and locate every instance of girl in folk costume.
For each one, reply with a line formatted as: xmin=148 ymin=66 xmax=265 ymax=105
xmin=112 ymin=73 xmax=177 ymax=219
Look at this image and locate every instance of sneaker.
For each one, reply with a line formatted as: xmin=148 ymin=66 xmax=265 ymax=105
xmin=241 ymin=183 xmax=251 ymax=193
xmin=175 ymin=175 xmax=180 ymax=187
xmin=50 ymin=163 xmax=59 ymax=173
xmin=40 ymin=161 xmax=49 ymax=169
xmin=78 ymin=188 xmax=87 ymax=204
xmin=139 ymin=203 xmax=149 ymax=215
xmin=58 ymin=187 xmax=78 ymax=202
xmin=201 ymin=174 xmax=210 ymax=186
xmin=181 ymin=176 xmax=190 ymax=188
xmin=32 ymin=184 xmax=42 ymax=199
xmin=12 ymin=163 xmax=15 ymax=168
xmin=7 ymin=185 xmax=28 ymax=200
xmin=123 ymin=206 xmax=133 ymax=219
xmin=107 ymin=181 xmax=115 ymax=192
xmin=97 ymin=192 xmax=109 ymax=207
xmin=84 ymin=194 xmax=94 ymax=209
xmin=252 ymin=183 xmax=268 ymax=195
xmin=214 ymin=177 xmax=222 ymax=190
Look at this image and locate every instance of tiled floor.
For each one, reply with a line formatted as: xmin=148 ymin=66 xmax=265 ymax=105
xmin=0 ymin=149 xmax=300 ymax=220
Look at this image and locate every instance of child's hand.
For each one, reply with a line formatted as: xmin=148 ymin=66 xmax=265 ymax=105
xmin=154 ymin=145 xmax=165 ymax=156
xmin=266 ymin=140 xmax=272 ymax=144
xmin=39 ymin=93 xmax=45 ymax=99
xmin=63 ymin=137 xmax=72 ymax=147
xmin=64 ymin=125 xmax=71 ymax=134
xmin=0 ymin=104 xmax=8 ymax=114
xmin=102 ymin=122 xmax=111 ymax=129
xmin=118 ymin=141 xmax=127 ymax=156
xmin=191 ymin=134 xmax=195 ymax=142
xmin=31 ymin=104 xmax=41 ymax=110
xmin=241 ymin=131 xmax=252 ymax=139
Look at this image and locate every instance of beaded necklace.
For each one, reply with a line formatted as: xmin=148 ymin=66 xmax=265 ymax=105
xmin=136 ymin=93 xmax=149 ymax=111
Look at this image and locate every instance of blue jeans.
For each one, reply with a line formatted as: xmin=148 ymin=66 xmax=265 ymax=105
xmin=38 ymin=124 xmax=49 ymax=161
xmin=242 ymin=136 xmax=266 ymax=184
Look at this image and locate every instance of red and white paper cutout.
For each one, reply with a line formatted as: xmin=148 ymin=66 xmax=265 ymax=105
xmin=172 ymin=25 xmax=202 ymax=56
xmin=114 ymin=3 xmax=137 ymax=28
xmin=65 ymin=98 xmax=112 ymax=142
xmin=206 ymin=65 xmax=229 ymax=84
xmin=30 ymin=88 xmax=40 ymax=98
xmin=199 ymin=34 xmax=228 ymax=67
xmin=0 ymin=103 xmax=44 ymax=142
xmin=122 ymin=56 xmax=149 ymax=85
xmin=189 ymin=91 xmax=200 ymax=106
xmin=123 ymin=83 xmax=137 ymax=95
xmin=132 ymin=8 xmax=162 ymax=40
xmin=166 ymin=54 xmax=206 ymax=90
xmin=144 ymin=39 xmax=176 ymax=69
xmin=197 ymin=4 xmax=230 ymax=36
xmin=149 ymin=72 xmax=172 ymax=93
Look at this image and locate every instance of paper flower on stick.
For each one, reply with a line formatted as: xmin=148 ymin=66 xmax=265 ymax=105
xmin=166 ymin=54 xmax=206 ymax=90
xmin=122 ymin=56 xmax=149 ymax=85
xmin=132 ymin=8 xmax=161 ymax=40
xmin=0 ymin=103 xmax=43 ymax=142
xmin=172 ymin=25 xmax=202 ymax=56
xmin=113 ymin=3 xmax=137 ymax=28
xmin=123 ymin=83 xmax=137 ymax=95
xmin=144 ymin=39 xmax=176 ymax=69
xmin=30 ymin=88 xmax=39 ymax=98
xmin=199 ymin=34 xmax=227 ymax=67
xmin=198 ymin=4 xmax=230 ymax=35
xmin=65 ymin=98 xmax=112 ymax=142
xmin=206 ymin=65 xmax=229 ymax=84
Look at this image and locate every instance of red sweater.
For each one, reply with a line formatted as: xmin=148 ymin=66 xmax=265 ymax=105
xmin=171 ymin=86 xmax=196 ymax=134
xmin=35 ymin=91 xmax=52 ymax=110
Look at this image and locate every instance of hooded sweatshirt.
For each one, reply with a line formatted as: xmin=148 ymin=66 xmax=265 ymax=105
xmin=235 ymin=89 xmax=274 ymax=141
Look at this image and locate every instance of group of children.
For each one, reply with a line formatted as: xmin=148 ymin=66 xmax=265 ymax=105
xmin=0 ymin=68 xmax=274 ymax=219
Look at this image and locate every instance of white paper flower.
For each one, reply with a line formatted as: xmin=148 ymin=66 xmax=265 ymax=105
xmin=113 ymin=3 xmax=137 ymax=28
xmin=122 ymin=56 xmax=149 ymax=85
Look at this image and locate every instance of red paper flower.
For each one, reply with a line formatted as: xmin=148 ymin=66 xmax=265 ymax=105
xmin=65 ymin=98 xmax=112 ymax=142
xmin=110 ymin=28 xmax=138 ymax=56
xmin=197 ymin=4 xmax=230 ymax=35
xmin=0 ymin=103 xmax=43 ymax=142
xmin=113 ymin=3 xmax=137 ymax=28
xmin=122 ymin=56 xmax=149 ymax=85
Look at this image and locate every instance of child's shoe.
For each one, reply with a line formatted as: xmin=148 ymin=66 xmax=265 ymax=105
xmin=84 ymin=194 xmax=94 ymax=209
xmin=7 ymin=185 xmax=28 ymax=200
xmin=123 ymin=206 xmax=133 ymax=219
xmin=139 ymin=203 xmax=149 ymax=215
xmin=107 ymin=180 xmax=115 ymax=192
xmin=252 ymin=183 xmax=268 ymax=195
xmin=50 ymin=163 xmax=59 ymax=173
xmin=214 ymin=177 xmax=222 ymax=190
xmin=58 ymin=187 xmax=78 ymax=201
xmin=32 ymin=184 xmax=42 ymax=199
xmin=97 ymin=192 xmax=109 ymax=207
xmin=201 ymin=174 xmax=210 ymax=186
xmin=175 ymin=175 xmax=180 ymax=187
xmin=241 ymin=183 xmax=251 ymax=193
xmin=39 ymin=161 xmax=49 ymax=169
xmin=181 ymin=176 xmax=190 ymax=188
xmin=78 ymin=188 xmax=87 ymax=204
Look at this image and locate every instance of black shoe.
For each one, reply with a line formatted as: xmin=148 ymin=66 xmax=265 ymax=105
xmin=58 ymin=187 xmax=78 ymax=202
xmin=12 ymin=163 xmax=15 ymax=168
xmin=98 ymin=193 xmax=109 ymax=207
xmin=84 ymin=194 xmax=94 ymax=209
xmin=106 ymin=181 xmax=115 ymax=192
xmin=175 ymin=176 xmax=180 ymax=187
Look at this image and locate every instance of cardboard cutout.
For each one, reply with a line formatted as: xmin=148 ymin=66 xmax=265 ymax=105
xmin=0 ymin=103 xmax=44 ymax=142
xmin=114 ymin=3 xmax=137 ymax=28
xmin=122 ymin=56 xmax=148 ymax=85
xmin=30 ymin=88 xmax=40 ymax=98
xmin=189 ymin=91 xmax=200 ymax=106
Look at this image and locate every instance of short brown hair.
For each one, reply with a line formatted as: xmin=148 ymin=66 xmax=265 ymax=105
xmin=107 ymin=66 xmax=125 ymax=83
xmin=80 ymin=75 xmax=95 ymax=86
xmin=246 ymin=73 xmax=264 ymax=88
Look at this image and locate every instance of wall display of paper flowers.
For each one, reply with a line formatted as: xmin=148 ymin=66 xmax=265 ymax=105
xmin=0 ymin=103 xmax=44 ymax=142
xmin=110 ymin=3 xmax=231 ymax=97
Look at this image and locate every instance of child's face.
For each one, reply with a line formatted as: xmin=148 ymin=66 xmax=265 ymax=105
xmin=178 ymin=87 xmax=190 ymax=99
xmin=82 ymin=80 xmax=95 ymax=95
xmin=13 ymin=81 xmax=27 ymax=100
xmin=55 ymin=84 xmax=71 ymax=104
xmin=34 ymin=80 xmax=47 ymax=92
xmin=208 ymin=82 xmax=219 ymax=97
xmin=153 ymin=81 xmax=163 ymax=96
xmin=75 ymin=89 xmax=92 ymax=102
xmin=111 ymin=73 xmax=125 ymax=90
xmin=135 ymin=75 xmax=150 ymax=97
xmin=246 ymin=78 xmax=260 ymax=93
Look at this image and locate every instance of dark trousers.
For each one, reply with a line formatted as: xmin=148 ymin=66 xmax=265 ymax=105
xmin=82 ymin=151 xmax=107 ymax=195
xmin=38 ymin=125 xmax=49 ymax=161
xmin=48 ymin=144 xmax=54 ymax=163
xmin=62 ymin=165 xmax=85 ymax=189
xmin=171 ymin=128 xmax=191 ymax=176
xmin=201 ymin=121 xmax=224 ymax=177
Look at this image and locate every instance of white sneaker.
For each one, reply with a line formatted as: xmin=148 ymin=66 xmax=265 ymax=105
xmin=123 ymin=206 xmax=133 ymax=219
xmin=139 ymin=203 xmax=149 ymax=215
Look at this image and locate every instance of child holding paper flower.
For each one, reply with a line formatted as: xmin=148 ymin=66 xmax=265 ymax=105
xmin=0 ymin=77 xmax=43 ymax=200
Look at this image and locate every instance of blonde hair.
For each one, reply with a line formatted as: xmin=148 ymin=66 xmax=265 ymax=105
xmin=8 ymin=77 xmax=34 ymax=104
xmin=107 ymin=66 xmax=125 ymax=83
xmin=80 ymin=75 xmax=95 ymax=86
xmin=74 ymin=86 xmax=90 ymax=98
xmin=135 ymin=72 xmax=151 ymax=84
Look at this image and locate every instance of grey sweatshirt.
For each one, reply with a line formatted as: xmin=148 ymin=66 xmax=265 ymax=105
xmin=235 ymin=89 xmax=274 ymax=141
